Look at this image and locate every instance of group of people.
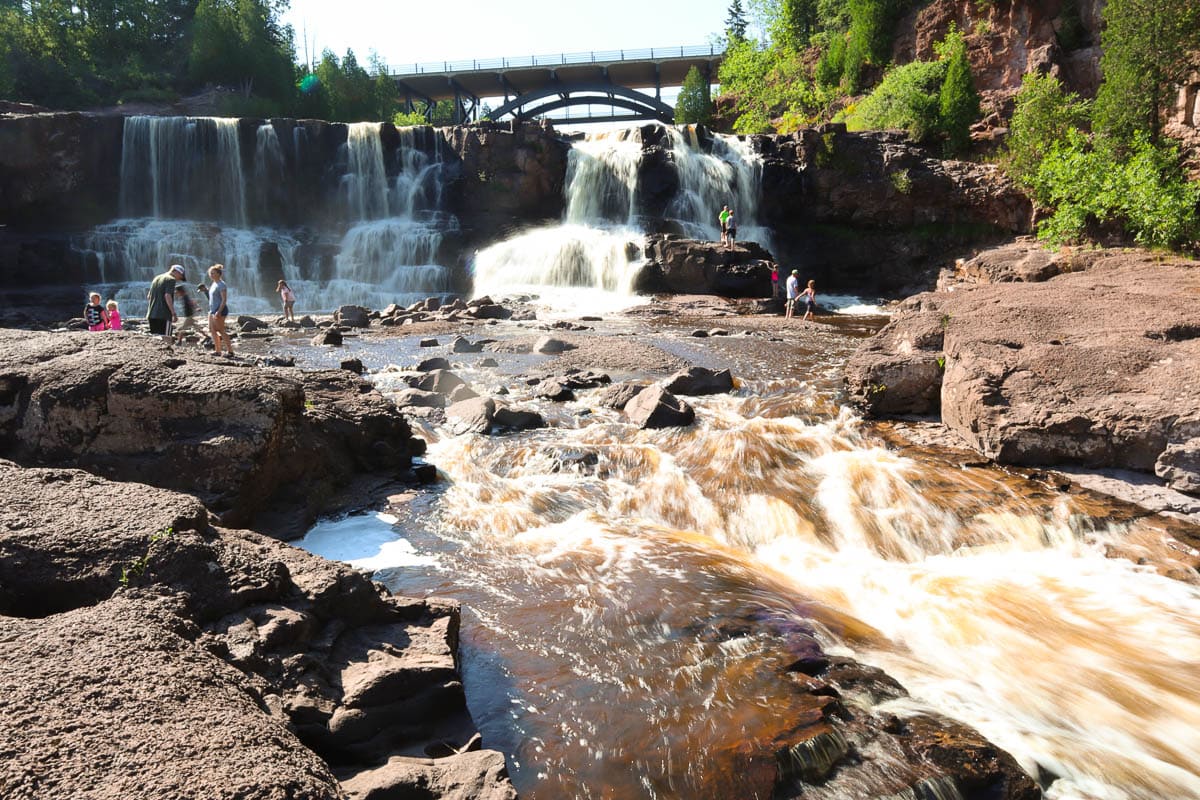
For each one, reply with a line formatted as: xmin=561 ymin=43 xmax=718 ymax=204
xmin=87 ymin=265 xmax=298 ymax=356
xmin=769 ymin=266 xmax=817 ymax=322
xmin=144 ymin=263 xmax=235 ymax=355
xmin=718 ymin=205 xmax=738 ymax=249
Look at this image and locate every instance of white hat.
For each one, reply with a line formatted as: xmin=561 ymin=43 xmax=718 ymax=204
xmin=169 ymin=264 xmax=186 ymax=278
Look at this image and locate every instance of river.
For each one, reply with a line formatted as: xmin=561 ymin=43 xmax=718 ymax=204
xmin=296 ymin=309 xmax=1200 ymax=800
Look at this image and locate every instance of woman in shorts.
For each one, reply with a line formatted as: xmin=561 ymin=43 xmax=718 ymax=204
xmin=207 ymin=264 xmax=234 ymax=357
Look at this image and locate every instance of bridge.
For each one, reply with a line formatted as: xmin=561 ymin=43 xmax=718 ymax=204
xmin=389 ymin=45 xmax=723 ymax=125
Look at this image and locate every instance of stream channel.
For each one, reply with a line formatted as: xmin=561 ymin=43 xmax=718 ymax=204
xmin=280 ymin=307 xmax=1200 ymax=800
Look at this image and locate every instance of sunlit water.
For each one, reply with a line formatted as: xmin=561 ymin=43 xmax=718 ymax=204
xmin=297 ymin=320 xmax=1200 ymax=800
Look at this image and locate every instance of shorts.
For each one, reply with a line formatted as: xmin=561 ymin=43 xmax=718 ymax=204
xmin=147 ymin=317 xmax=171 ymax=335
xmin=209 ymin=308 xmax=228 ymax=318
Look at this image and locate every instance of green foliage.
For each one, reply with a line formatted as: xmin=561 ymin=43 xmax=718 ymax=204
xmin=845 ymin=59 xmax=945 ymax=141
xmin=1030 ymin=130 xmax=1200 ymax=249
xmin=393 ymin=110 xmax=428 ymax=127
xmin=842 ymin=0 xmax=911 ymax=92
xmin=676 ymin=65 xmax=714 ymax=125
xmin=119 ymin=527 xmax=175 ymax=586
xmin=1004 ymin=72 xmax=1090 ymax=189
xmin=190 ymin=0 xmax=296 ymax=102
xmin=718 ymin=37 xmax=817 ymax=132
xmin=814 ymin=30 xmax=846 ymax=89
xmin=1093 ymin=0 xmax=1200 ymax=144
xmin=726 ymin=0 xmax=749 ymax=42
xmin=936 ymin=26 xmax=980 ymax=156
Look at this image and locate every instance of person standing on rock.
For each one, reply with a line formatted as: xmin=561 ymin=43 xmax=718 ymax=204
xmin=719 ymin=205 xmax=730 ymax=245
xmin=801 ymin=279 xmax=817 ymax=323
xmin=770 ymin=266 xmax=780 ymax=302
xmin=207 ymin=264 xmax=233 ymax=357
xmin=726 ymin=211 xmax=737 ymax=249
xmin=276 ymin=279 xmax=296 ymax=322
xmin=146 ymin=264 xmax=184 ymax=341
xmin=83 ymin=292 xmax=108 ymax=331
xmin=785 ymin=269 xmax=800 ymax=319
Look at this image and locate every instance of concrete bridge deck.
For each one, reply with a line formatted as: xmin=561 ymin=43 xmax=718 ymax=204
xmin=389 ymin=45 xmax=723 ymax=123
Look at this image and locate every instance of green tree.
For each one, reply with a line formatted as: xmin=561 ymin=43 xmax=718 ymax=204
xmin=1093 ymin=0 xmax=1200 ymax=144
xmin=190 ymin=0 xmax=295 ymax=102
xmin=676 ymin=65 xmax=714 ymax=125
xmin=844 ymin=59 xmax=945 ymax=140
xmin=1004 ymin=72 xmax=1090 ymax=189
xmin=726 ymin=0 xmax=749 ymax=42
xmin=936 ymin=26 xmax=979 ymax=156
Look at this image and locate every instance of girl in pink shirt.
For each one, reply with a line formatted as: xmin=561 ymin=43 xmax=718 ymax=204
xmin=105 ymin=300 xmax=123 ymax=330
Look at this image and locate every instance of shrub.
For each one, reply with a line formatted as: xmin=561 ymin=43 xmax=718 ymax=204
xmin=1004 ymin=72 xmax=1090 ymax=189
xmin=844 ymin=59 xmax=946 ymax=141
xmin=1031 ymin=130 xmax=1200 ymax=249
xmin=936 ymin=26 xmax=980 ymax=156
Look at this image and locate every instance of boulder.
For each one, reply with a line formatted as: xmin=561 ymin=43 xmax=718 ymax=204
xmin=471 ymin=304 xmax=512 ymax=320
xmin=313 ymin=328 xmax=343 ymax=346
xmin=598 ymin=382 xmax=647 ymax=411
xmin=340 ymin=358 xmax=365 ymax=375
xmin=637 ymin=235 xmax=776 ymax=297
xmin=493 ymin=406 xmax=546 ymax=432
xmin=846 ymin=247 xmax=1200 ymax=495
xmin=0 ymin=330 xmax=413 ymax=533
xmin=535 ymin=337 xmax=574 ymax=354
xmin=335 ymin=305 xmax=371 ymax=328
xmin=417 ymin=356 xmax=452 ymax=372
xmin=299 ymin=315 xmax=317 ymax=328
xmin=624 ymin=386 xmax=695 ymax=429
xmin=445 ymin=397 xmax=496 ymax=436
xmin=238 ymin=315 xmax=269 ymax=333
xmin=447 ymin=384 xmax=480 ymax=404
xmin=663 ymin=366 xmax=735 ymax=396
xmin=534 ymin=379 xmax=575 ymax=402
xmin=452 ymin=336 xmax=484 ymax=354
xmin=414 ymin=369 xmax=467 ymax=396
xmin=341 ymin=750 xmax=517 ymax=800
xmin=419 ymin=338 xmax=440 ymax=348
xmin=391 ymin=388 xmax=446 ymax=409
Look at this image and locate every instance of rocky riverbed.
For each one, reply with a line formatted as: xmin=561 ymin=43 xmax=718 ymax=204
xmin=3 ymin=246 xmax=1200 ymax=798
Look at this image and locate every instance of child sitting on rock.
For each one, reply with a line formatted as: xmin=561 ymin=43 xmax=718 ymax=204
xmin=105 ymin=299 xmax=122 ymax=330
xmin=84 ymin=293 xmax=108 ymax=332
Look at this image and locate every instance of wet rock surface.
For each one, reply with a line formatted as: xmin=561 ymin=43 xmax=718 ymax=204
xmin=0 ymin=460 xmax=515 ymax=799
xmin=846 ymin=244 xmax=1200 ymax=496
xmin=0 ymin=329 xmax=417 ymax=536
xmin=637 ymin=235 xmax=777 ymax=297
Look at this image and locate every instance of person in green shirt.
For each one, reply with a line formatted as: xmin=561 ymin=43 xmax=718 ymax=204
xmin=146 ymin=264 xmax=184 ymax=340
xmin=718 ymin=205 xmax=730 ymax=246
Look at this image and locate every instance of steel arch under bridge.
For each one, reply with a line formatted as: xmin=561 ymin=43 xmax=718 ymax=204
xmin=389 ymin=45 xmax=723 ymax=125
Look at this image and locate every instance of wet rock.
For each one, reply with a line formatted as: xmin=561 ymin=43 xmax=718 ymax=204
xmin=413 ymin=369 xmax=467 ymax=396
xmin=447 ymin=384 xmax=480 ymax=404
xmin=419 ymin=338 xmax=440 ymax=348
xmin=445 ymin=397 xmax=496 ymax=435
xmin=334 ymin=305 xmax=371 ymax=328
xmin=391 ymin=388 xmax=445 ymax=409
xmin=664 ymin=366 xmax=735 ymax=396
xmin=471 ymin=304 xmax=513 ymax=320
xmin=479 ymin=357 xmax=499 ymax=368
xmin=237 ymin=315 xmax=269 ymax=333
xmin=493 ymin=406 xmax=546 ymax=432
xmin=422 ymin=297 xmax=442 ymax=312
xmin=313 ymin=328 xmax=343 ymax=346
xmin=452 ymin=336 xmax=484 ymax=354
xmin=846 ymin=245 xmax=1200 ymax=496
xmin=534 ymin=336 xmax=574 ymax=354
xmin=709 ymin=328 xmax=730 ymax=337
xmin=341 ymin=750 xmax=517 ymax=800
xmin=637 ymin=235 xmax=776 ymax=297
xmin=691 ymin=329 xmax=710 ymax=338
xmin=340 ymin=358 xmax=365 ymax=375
xmin=299 ymin=315 xmax=317 ymax=328
xmin=598 ymin=382 xmax=647 ymax=411
xmin=416 ymin=356 xmax=451 ymax=372
xmin=534 ymin=379 xmax=575 ymax=402
xmin=624 ymin=386 xmax=696 ymax=429
xmin=0 ymin=331 xmax=413 ymax=534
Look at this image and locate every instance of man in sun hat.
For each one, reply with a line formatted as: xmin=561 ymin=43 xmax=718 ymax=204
xmin=785 ymin=269 xmax=800 ymax=319
xmin=146 ymin=264 xmax=185 ymax=340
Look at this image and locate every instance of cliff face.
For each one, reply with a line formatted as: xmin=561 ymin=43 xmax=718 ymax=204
xmin=893 ymin=0 xmax=1104 ymax=115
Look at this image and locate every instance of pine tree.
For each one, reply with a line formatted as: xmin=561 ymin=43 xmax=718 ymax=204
xmin=936 ymin=27 xmax=980 ymax=156
xmin=725 ymin=0 xmax=748 ymax=43
xmin=676 ymin=65 xmax=713 ymax=126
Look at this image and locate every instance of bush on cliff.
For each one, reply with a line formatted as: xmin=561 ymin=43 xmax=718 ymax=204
xmin=1004 ymin=72 xmax=1090 ymax=190
xmin=843 ymin=60 xmax=945 ymax=142
xmin=1030 ymin=131 xmax=1200 ymax=250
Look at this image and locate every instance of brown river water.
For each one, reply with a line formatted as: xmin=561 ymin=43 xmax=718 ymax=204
xmin=291 ymin=310 xmax=1200 ymax=800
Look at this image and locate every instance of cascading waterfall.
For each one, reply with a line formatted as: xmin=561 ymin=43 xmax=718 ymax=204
xmin=471 ymin=129 xmax=647 ymax=310
xmin=666 ymin=125 xmax=772 ymax=249
xmin=78 ymin=116 xmax=454 ymax=315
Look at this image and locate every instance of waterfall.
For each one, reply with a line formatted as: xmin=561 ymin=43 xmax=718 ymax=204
xmin=472 ymin=129 xmax=646 ymax=310
xmin=665 ymin=126 xmax=772 ymax=249
xmin=82 ymin=118 xmax=457 ymax=315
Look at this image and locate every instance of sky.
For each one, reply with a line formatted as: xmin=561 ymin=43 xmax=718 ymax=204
xmin=282 ymin=0 xmax=735 ymax=75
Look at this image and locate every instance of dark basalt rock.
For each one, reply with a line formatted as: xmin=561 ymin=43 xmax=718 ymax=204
xmin=664 ymin=366 xmax=736 ymax=396
xmin=624 ymin=386 xmax=695 ymax=429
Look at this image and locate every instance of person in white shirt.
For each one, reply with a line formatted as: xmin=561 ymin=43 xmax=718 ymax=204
xmin=785 ymin=269 xmax=800 ymax=319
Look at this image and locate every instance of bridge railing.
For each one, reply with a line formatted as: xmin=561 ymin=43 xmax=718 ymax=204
xmin=390 ymin=44 xmax=722 ymax=77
